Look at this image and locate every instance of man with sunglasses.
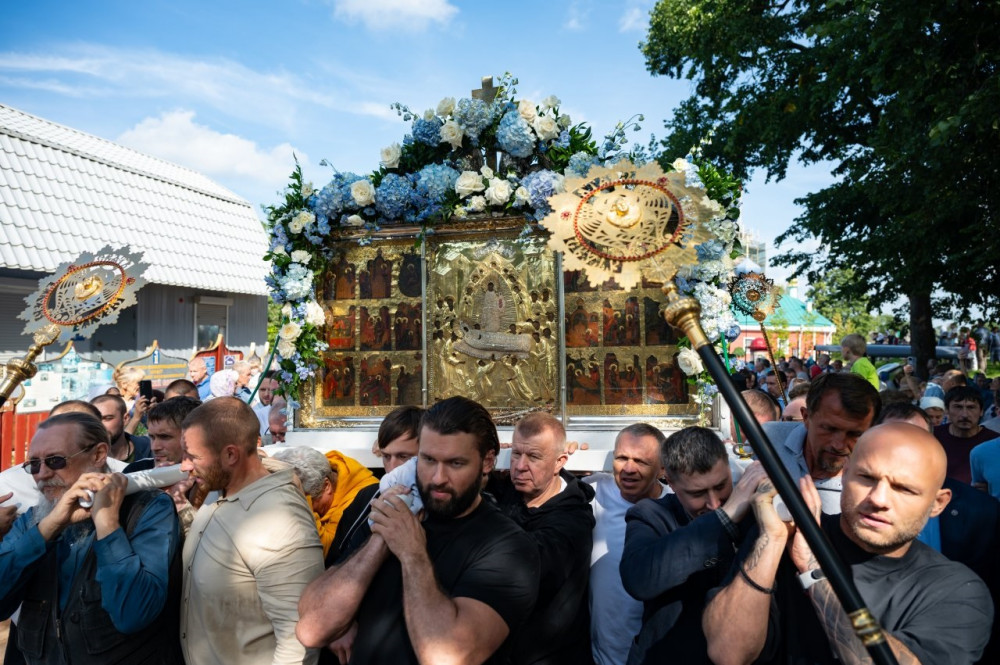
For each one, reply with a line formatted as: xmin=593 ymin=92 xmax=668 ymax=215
xmin=0 ymin=411 xmax=182 ymax=664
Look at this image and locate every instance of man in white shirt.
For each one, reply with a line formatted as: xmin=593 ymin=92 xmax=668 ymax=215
xmin=179 ymin=397 xmax=324 ymax=665
xmin=584 ymin=423 xmax=668 ymax=665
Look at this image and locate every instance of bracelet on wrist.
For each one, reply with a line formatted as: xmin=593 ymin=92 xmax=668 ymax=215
xmin=738 ymin=561 xmax=776 ymax=595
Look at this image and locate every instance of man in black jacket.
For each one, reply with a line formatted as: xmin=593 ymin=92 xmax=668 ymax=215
xmin=489 ymin=412 xmax=596 ymax=665
xmin=620 ymin=426 xmax=765 ymax=665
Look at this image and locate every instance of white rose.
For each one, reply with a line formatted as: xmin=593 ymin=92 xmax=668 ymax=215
xmin=436 ymin=97 xmax=456 ymax=116
xmin=672 ymin=157 xmax=691 ymax=172
xmin=277 ymin=339 xmax=297 ymax=359
xmin=517 ymin=99 xmax=538 ymax=124
xmin=467 ymin=195 xmax=487 ymax=212
xmin=454 ymin=171 xmax=486 ymax=199
xmin=484 ymin=178 xmax=512 ymax=206
xmin=439 ymin=120 xmax=464 ymax=150
xmin=301 ymin=182 xmax=314 ymax=197
xmin=272 ymin=245 xmax=287 ymax=256
xmin=350 ymin=179 xmax=375 ymax=207
xmin=423 ymin=108 xmax=436 ymax=121
xmin=557 ymin=114 xmax=572 ymax=129
xmin=281 ymin=303 xmax=293 ymax=318
xmin=380 ymin=143 xmax=402 ymax=169
xmin=676 ymin=347 xmax=704 ymax=376
xmin=513 ymin=186 xmax=530 ymax=207
xmin=345 ymin=214 xmax=365 ymax=227
xmin=480 ymin=165 xmax=494 ymax=179
xmin=288 ymin=210 xmax=314 ymax=235
xmin=541 ymin=95 xmax=560 ymax=110
xmin=291 ymin=250 xmax=312 ymax=265
xmin=304 ymin=301 xmax=326 ymax=327
xmin=279 ymin=322 xmax=302 ymax=341
xmin=532 ymin=115 xmax=560 ymax=141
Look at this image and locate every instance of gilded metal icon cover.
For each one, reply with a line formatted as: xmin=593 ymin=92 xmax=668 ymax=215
xmin=20 ymin=245 xmax=149 ymax=342
xmin=541 ymin=160 xmax=715 ymax=291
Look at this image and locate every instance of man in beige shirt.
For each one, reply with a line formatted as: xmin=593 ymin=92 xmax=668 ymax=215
xmin=179 ymin=398 xmax=325 ymax=665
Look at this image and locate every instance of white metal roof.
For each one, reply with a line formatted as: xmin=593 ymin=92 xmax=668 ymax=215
xmin=0 ymin=103 xmax=270 ymax=296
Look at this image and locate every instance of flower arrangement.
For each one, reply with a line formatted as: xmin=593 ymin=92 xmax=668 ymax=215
xmin=264 ymin=74 xmax=744 ymax=406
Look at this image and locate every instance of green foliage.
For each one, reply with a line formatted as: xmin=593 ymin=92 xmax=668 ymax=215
xmin=267 ymin=300 xmax=283 ymax=342
xmin=806 ymin=267 xmax=902 ymax=340
xmin=641 ymin=0 xmax=1000 ymax=375
xmin=544 ymin=123 xmax=597 ymax=172
xmin=264 ymin=159 xmax=308 ymax=232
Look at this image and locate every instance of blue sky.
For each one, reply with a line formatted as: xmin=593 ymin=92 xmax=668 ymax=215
xmin=1 ymin=0 xmax=832 ymax=284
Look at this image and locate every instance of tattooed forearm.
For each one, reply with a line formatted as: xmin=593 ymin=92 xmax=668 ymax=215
xmin=809 ymin=580 xmax=920 ymax=665
xmin=745 ymin=531 xmax=770 ymax=570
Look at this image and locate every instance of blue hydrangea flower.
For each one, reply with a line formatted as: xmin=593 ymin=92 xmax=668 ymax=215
xmin=412 ymin=117 xmax=442 ymax=147
xmin=522 ymin=170 xmax=560 ymax=208
xmin=554 ymin=130 xmax=571 ymax=149
xmin=312 ymin=172 xmax=364 ymax=220
xmin=521 ymin=169 xmax=562 ymax=218
xmin=416 ymin=163 xmax=460 ymax=203
xmin=375 ymin=173 xmax=415 ymax=221
xmin=453 ymin=98 xmax=493 ymax=146
xmin=566 ymin=151 xmax=601 ymax=177
xmin=696 ymin=240 xmax=726 ymax=262
xmin=496 ymin=110 xmax=535 ymax=158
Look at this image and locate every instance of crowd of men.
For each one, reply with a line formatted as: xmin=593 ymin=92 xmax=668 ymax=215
xmin=0 ymin=355 xmax=997 ymax=664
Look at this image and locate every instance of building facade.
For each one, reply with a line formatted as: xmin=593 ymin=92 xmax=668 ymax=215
xmin=0 ymin=103 xmax=269 ymax=367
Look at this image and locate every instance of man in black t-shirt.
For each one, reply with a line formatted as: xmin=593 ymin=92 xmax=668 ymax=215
xmin=297 ymin=397 xmax=540 ymax=665
xmin=704 ymin=422 xmax=993 ymax=665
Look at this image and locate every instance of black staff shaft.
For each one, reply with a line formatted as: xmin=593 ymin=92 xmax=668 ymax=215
xmin=698 ymin=346 xmax=899 ymax=665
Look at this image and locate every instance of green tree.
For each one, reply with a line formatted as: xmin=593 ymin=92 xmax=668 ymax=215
xmin=806 ymin=268 xmax=900 ymax=340
xmin=642 ymin=0 xmax=1000 ymax=378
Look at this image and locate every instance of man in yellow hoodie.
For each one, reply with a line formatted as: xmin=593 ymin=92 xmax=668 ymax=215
xmin=272 ymin=447 xmax=379 ymax=563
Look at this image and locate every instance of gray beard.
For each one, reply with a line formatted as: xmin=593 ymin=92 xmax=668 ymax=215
xmin=32 ymin=495 xmax=97 ymax=548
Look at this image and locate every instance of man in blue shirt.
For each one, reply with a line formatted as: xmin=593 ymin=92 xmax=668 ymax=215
xmin=188 ymin=357 xmax=212 ymax=401
xmin=0 ymin=412 xmax=181 ymax=665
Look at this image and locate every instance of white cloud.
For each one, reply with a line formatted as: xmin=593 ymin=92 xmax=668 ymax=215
xmin=330 ymin=0 xmax=458 ymax=31
xmin=619 ymin=7 xmax=644 ymax=33
xmin=0 ymin=45 xmax=393 ymax=132
xmin=117 ymin=109 xmax=304 ymax=188
xmin=564 ymin=1 xmax=590 ymax=31
xmin=618 ymin=1 xmax=654 ymax=33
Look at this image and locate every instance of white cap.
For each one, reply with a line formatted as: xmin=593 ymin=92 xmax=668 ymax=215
xmin=919 ymin=396 xmax=945 ymax=411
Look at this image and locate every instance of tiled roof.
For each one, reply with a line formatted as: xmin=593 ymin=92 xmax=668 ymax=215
xmin=733 ymin=293 xmax=836 ymax=329
xmin=0 ymin=103 xmax=269 ymax=295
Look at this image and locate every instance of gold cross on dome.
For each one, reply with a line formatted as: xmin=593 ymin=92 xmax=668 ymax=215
xmin=471 ymin=76 xmax=498 ymax=104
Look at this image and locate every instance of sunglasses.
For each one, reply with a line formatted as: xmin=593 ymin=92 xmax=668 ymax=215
xmin=22 ymin=445 xmax=96 ymax=475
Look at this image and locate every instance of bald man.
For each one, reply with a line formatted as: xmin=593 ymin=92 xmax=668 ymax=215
xmin=705 ymin=423 xmax=994 ymax=665
xmin=878 ymin=403 xmax=1000 ymax=664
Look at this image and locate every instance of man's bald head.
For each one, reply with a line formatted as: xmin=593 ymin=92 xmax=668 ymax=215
xmin=839 ymin=422 xmax=951 ymax=557
xmin=850 ymin=422 xmax=947 ymax=488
